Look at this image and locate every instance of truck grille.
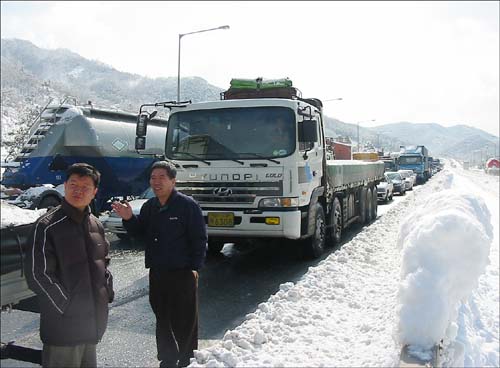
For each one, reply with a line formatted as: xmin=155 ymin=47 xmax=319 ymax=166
xmin=176 ymin=181 xmax=283 ymax=204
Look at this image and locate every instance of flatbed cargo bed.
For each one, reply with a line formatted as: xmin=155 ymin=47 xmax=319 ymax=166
xmin=326 ymin=160 xmax=385 ymax=190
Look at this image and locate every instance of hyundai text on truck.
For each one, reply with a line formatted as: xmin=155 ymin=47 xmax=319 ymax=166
xmin=135 ymin=78 xmax=384 ymax=258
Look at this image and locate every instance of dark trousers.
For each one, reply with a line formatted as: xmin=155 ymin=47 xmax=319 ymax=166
xmin=149 ymin=269 xmax=199 ymax=367
xmin=42 ymin=343 xmax=96 ymax=368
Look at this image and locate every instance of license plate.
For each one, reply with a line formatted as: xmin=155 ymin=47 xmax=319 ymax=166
xmin=208 ymin=212 xmax=234 ymax=227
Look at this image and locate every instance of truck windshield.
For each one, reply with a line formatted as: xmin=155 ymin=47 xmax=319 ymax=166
xmin=165 ymin=107 xmax=296 ymax=160
xmin=399 ymin=156 xmax=422 ymax=164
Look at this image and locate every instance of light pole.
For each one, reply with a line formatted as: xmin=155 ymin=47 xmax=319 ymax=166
xmin=356 ymin=119 xmax=376 ymax=152
xmin=177 ymin=25 xmax=230 ymax=102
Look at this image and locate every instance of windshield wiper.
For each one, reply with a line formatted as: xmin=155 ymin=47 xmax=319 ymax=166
xmin=238 ymin=152 xmax=281 ymax=164
xmin=174 ymin=152 xmax=211 ymax=165
xmin=205 ymin=153 xmax=244 ymax=165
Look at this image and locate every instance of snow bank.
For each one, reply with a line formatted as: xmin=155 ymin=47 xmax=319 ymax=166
xmin=1 ymin=200 xmax=47 ymax=228
xmin=396 ymin=188 xmax=492 ymax=358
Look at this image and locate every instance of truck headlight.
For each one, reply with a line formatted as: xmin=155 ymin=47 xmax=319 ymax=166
xmin=258 ymin=197 xmax=298 ymax=208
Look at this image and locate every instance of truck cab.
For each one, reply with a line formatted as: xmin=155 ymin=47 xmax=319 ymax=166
xmin=165 ymin=97 xmax=325 ymax=250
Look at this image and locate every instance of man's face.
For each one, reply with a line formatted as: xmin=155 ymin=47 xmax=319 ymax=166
xmin=150 ymin=168 xmax=176 ymax=199
xmin=64 ymin=174 xmax=97 ymax=211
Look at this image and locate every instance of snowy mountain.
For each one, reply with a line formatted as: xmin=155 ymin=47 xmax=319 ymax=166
xmin=372 ymin=122 xmax=499 ymax=160
xmin=1 ymin=38 xmax=497 ymax=161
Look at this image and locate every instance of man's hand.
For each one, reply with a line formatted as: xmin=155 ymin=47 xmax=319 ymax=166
xmin=111 ymin=200 xmax=133 ymax=221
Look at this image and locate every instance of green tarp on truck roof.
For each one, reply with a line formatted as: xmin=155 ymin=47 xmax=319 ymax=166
xmin=229 ymin=77 xmax=293 ymax=89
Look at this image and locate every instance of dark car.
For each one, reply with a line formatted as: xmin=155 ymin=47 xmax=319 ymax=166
xmin=385 ymin=171 xmax=406 ymax=195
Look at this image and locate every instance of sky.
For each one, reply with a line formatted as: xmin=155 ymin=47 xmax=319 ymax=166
xmin=1 ymin=1 xmax=499 ymax=136
xmin=2 ymin=162 xmax=499 ymax=367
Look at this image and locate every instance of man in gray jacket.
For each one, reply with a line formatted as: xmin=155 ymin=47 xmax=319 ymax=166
xmin=25 ymin=163 xmax=114 ymax=368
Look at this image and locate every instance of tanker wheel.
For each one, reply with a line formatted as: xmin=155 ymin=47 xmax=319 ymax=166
xmin=330 ymin=198 xmax=342 ymax=245
xmin=304 ymin=203 xmax=326 ymax=259
xmin=38 ymin=196 xmax=61 ymax=210
xmin=207 ymin=240 xmax=225 ymax=254
xmin=365 ymin=188 xmax=373 ymax=224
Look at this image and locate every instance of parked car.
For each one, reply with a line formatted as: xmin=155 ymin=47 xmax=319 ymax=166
xmin=385 ymin=171 xmax=406 ymax=195
xmin=376 ymin=173 xmax=394 ymax=203
xmin=102 ymin=187 xmax=154 ymax=238
xmin=398 ymin=169 xmax=414 ymax=191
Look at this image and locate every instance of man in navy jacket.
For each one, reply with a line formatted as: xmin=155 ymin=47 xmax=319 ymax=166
xmin=112 ymin=161 xmax=207 ymax=367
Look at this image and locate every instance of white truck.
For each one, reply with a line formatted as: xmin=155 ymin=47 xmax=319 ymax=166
xmin=135 ymin=78 xmax=384 ymax=258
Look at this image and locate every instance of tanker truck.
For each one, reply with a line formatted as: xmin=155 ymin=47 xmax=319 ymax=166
xmin=134 ymin=78 xmax=384 ymax=258
xmin=1 ymin=100 xmax=167 ymax=212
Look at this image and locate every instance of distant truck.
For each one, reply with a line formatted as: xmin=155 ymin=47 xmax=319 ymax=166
xmin=325 ymin=138 xmax=352 ymax=160
xmin=135 ymin=77 xmax=384 ymax=258
xmin=352 ymin=152 xmax=379 ymax=161
xmin=379 ymin=155 xmax=398 ymax=172
xmin=1 ymin=101 xmax=167 ymax=212
xmin=398 ymin=145 xmax=431 ymax=184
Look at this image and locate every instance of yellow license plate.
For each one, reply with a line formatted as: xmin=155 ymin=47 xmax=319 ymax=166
xmin=208 ymin=212 xmax=234 ymax=227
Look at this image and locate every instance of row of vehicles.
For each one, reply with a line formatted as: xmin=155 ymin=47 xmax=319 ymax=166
xmin=376 ymin=169 xmax=416 ymax=203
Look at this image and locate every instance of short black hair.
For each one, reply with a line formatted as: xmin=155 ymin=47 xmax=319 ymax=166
xmin=66 ymin=163 xmax=101 ymax=187
xmin=151 ymin=161 xmax=177 ymax=179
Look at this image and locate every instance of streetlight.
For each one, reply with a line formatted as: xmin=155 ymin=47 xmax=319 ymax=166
xmin=323 ymin=97 xmax=343 ymax=102
xmin=177 ymin=25 xmax=230 ymax=102
xmin=357 ymin=119 xmax=376 ymax=152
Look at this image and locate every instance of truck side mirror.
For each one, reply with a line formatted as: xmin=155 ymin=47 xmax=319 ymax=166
xmin=298 ymin=119 xmax=318 ymax=143
xmin=136 ymin=113 xmax=149 ymax=137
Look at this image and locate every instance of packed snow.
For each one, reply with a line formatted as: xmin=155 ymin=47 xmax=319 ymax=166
xmin=0 ymin=162 xmax=498 ymax=367
xmin=0 ymin=201 xmax=47 ymax=228
xmin=397 ymin=187 xmax=493 ymax=362
xmin=189 ymin=164 xmax=498 ymax=368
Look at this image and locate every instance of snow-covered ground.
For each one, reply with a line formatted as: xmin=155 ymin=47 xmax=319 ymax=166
xmin=1 ymin=162 xmax=498 ymax=367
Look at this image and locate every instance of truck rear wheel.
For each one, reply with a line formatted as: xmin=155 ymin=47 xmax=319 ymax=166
xmin=358 ymin=188 xmax=367 ymax=224
xmin=304 ymin=203 xmax=326 ymax=258
xmin=371 ymin=187 xmax=378 ymax=220
xmin=330 ymin=198 xmax=342 ymax=245
xmin=365 ymin=189 xmax=373 ymax=224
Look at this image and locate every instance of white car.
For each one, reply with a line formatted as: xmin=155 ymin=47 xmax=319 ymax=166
xmin=102 ymin=187 xmax=154 ymax=238
xmin=397 ymin=170 xmax=414 ymax=191
xmin=376 ymin=174 xmax=394 ymax=203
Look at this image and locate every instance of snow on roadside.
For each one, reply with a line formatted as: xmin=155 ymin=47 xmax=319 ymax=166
xmin=190 ymin=167 xmax=499 ymax=368
xmin=0 ymin=200 xmax=47 ymax=228
xmin=191 ymin=190 xmax=418 ymax=367
xmin=396 ymin=188 xmax=492 ymax=361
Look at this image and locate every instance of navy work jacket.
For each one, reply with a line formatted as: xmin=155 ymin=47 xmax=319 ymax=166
xmin=123 ymin=189 xmax=207 ymax=271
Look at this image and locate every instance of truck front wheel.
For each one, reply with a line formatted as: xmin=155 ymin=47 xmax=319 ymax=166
xmin=37 ymin=196 xmax=61 ymax=210
xmin=207 ymin=240 xmax=225 ymax=254
xmin=304 ymin=203 xmax=326 ymax=259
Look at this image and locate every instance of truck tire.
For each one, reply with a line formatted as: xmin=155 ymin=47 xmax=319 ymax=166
xmin=207 ymin=240 xmax=225 ymax=254
xmin=304 ymin=203 xmax=326 ymax=258
xmin=358 ymin=187 xmax=367 ymax=224
xmin=365 ymin=188 xmax=373 ymax=224
xmin=371 ymin=187 xmax=378 ymax=220
xmin=330 ymin=198 xmax=342 ymax=245
xmin=38 ymin=196 xmax=61 ymax=209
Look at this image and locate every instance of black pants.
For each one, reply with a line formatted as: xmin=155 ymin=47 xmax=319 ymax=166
xmin=149 ymin=269 xmax=199 ymax=367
